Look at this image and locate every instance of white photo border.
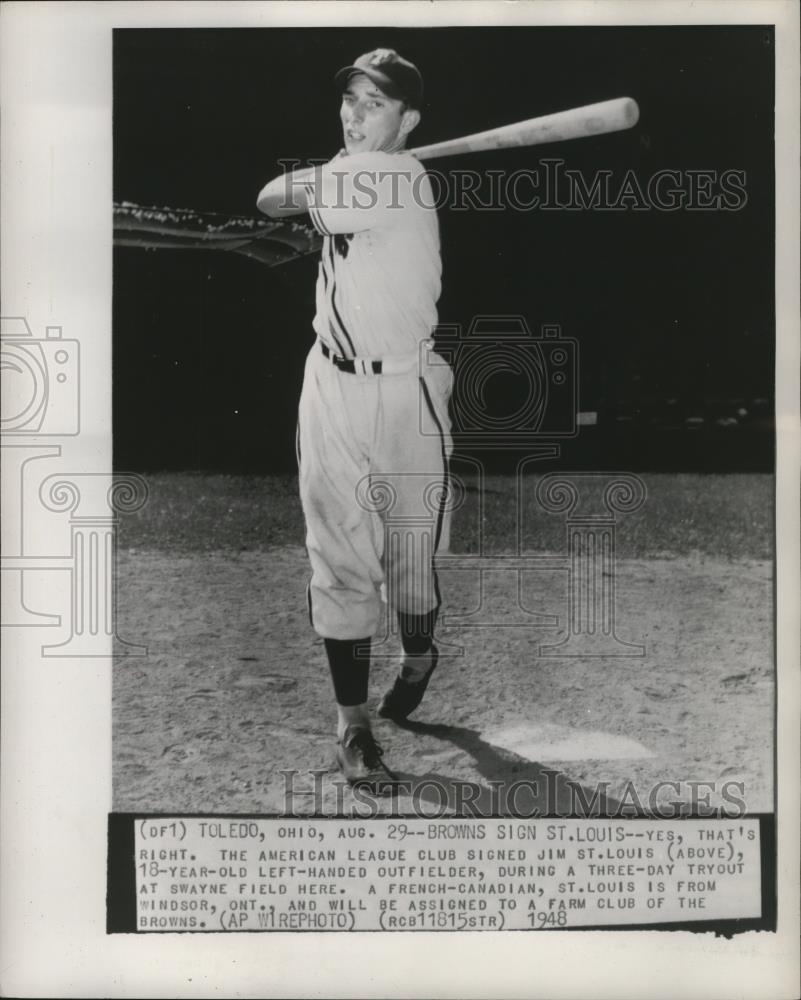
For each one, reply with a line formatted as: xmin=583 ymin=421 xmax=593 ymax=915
xmin=1 ymin=2 xmax=798 ymax=998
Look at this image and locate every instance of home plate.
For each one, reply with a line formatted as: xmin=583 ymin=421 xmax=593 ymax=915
xmin=483 ymin=722 xmax=655 ymax=762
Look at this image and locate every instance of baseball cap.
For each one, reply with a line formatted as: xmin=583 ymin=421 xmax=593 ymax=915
xmin=334 ymin=49 xmax=423 ymax=108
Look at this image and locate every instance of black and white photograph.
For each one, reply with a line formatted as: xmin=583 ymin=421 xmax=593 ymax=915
xmin=1 ymin=1 xmax=799 ymax=996
xmin=112 ymin=26 xmax=775 ymax=815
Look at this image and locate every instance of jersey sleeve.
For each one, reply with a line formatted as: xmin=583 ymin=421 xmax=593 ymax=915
xmin=305 ymin=152 xmax=428 ymax=235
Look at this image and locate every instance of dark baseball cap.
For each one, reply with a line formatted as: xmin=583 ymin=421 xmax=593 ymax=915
xmin=334 ymin=48 xmax=423 ymax=108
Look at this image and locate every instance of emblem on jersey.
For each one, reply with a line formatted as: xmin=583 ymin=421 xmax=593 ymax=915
xmin=334 ymin=233 xmax=354 ymax=259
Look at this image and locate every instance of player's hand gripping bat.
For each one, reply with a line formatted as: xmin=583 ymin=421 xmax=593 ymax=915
xmin=409 ymin=97 xmax=639 ymax=161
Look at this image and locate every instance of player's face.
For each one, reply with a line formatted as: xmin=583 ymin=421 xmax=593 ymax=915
xmin=340 ymin=75 xmax=419 ymax=154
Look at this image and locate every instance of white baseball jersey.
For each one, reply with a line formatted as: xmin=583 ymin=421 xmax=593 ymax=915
xmin=303 ymin=150 xmax=441 ymax=359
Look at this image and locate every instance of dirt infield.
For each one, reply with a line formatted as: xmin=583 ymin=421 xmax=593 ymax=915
xmin=113 ymin=473 xmax=774 ymax=816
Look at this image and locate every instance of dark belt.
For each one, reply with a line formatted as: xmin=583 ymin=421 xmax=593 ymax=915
xmin=319 ymin=340 xmax=382 ymax=375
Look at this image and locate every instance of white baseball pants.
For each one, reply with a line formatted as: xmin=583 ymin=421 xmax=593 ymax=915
xmin=297 ymin=343 xmax=453 ymax=640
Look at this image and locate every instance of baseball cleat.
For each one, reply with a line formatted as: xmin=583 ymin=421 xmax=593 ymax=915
xmin=336 ymin=725 xmax=399 ymax=792
xmin=377 ymin=644 xmax=439 ymax=720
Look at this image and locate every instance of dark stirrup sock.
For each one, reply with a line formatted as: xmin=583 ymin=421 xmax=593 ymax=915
xmin=324 ymin=637 xmax=371 ymax=706
xmin=398 ymin=610 xmax=438 ymax=657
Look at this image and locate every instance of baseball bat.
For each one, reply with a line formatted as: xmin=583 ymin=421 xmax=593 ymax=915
xmin=410 ymin=97 xmax=639 ymax=161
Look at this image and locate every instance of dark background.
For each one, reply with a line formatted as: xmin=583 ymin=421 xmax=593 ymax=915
xmin=113 ymin=26 xmax=774 ymax=472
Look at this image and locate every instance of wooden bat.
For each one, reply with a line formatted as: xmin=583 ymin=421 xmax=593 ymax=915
xmin=410 ymin=97 xmax=639 ymax=161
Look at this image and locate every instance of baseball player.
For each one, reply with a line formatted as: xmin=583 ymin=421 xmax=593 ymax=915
xmin=257 ymin=49 xmax=452 ymax=791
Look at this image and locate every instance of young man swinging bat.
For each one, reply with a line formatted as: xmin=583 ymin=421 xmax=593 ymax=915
xmin=257 ymin=49 xmax=452 ymax=792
